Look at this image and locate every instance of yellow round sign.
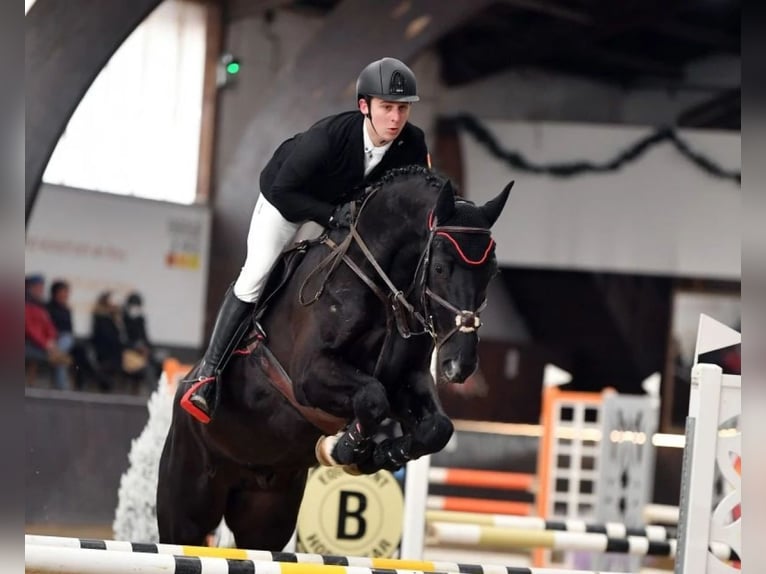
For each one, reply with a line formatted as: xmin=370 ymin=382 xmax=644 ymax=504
xmin=297 ymin=466 xmax=404 ymax=557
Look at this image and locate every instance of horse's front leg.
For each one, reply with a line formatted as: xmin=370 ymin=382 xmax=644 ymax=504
xmin=300 ymin=357 xmax=391 ymax=468
xmin=325 ymin=384 xmax=389 ymax=466
xmin=357 ymin=372 xmax=454 ymax=474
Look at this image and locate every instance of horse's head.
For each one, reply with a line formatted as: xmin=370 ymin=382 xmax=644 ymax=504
xmin=336 ymin=166 xmax=511 ymax=384
xmin=423 ymin=178 xmax=512 ymax=384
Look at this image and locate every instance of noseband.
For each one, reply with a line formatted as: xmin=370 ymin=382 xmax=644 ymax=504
xmin=299 ymin=185 xmax=494 ymax=374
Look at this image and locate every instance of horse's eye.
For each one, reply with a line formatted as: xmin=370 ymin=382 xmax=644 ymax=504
xmin=434 ymin=264 xmax=444 ymax=275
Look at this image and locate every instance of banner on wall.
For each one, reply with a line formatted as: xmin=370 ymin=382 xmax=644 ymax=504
xmin=26 ymin=184 xmax=211 ymax=347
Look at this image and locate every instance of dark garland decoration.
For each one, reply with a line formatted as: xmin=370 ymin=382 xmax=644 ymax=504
xmin=443 ymin=114 xmax=740 ymax=186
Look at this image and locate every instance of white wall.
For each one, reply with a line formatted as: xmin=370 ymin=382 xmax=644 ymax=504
xmin=26 ymin=185 xmax=212 ymax=347
xmin=461 ymin=120 xmax=740 ymax=280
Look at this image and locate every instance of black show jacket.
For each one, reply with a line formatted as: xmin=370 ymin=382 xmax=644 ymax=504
xmin=259 ymin=110 xmax=428 ymax=225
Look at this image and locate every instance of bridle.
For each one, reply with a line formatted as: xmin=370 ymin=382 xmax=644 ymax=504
xmin=416 ymin=209 xmax=494 ymax=346
xmin=299 ymin=184 xmax=494 ymax=376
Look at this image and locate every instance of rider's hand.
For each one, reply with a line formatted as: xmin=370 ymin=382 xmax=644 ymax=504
xmin=328 ymin=202 xmax=354 ymax=229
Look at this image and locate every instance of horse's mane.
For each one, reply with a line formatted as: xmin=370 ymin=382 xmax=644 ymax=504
xmin=363 ymin=165 xmax=494 ymax=266
xmin=367 ymin=165 xmax=451 ymax=194
xmin=367 ymin=166 xmax=481 ymax=209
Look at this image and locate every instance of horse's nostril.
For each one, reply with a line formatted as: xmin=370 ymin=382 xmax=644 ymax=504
xmin=441 ymin=360 xmax=459 ymax=380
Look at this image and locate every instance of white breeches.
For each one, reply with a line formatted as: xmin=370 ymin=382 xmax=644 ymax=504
xmin=233 ymin=194 xmax=301 ymax=303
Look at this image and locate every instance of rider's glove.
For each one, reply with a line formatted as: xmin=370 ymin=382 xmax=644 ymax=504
xmin=328 ymin=202 xmax=355 ymax=229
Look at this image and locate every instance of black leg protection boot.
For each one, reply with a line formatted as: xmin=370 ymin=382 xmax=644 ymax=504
xmin=180 ymin=285 xmax=254 ymax=423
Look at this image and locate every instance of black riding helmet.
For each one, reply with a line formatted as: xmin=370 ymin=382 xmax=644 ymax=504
xmin=356 ymin=57 xmax=419 ymax=103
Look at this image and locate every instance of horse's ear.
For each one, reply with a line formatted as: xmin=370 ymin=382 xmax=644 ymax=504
xmin=481 ymin=180 xmax=513 ymax=227
xmin=434 ymin=180 xmax=456 ymax=224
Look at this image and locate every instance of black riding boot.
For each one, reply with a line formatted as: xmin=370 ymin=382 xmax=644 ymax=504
xmin=180 ymin=285 xmax=254 ymax=423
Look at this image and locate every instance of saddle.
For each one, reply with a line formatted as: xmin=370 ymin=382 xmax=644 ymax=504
xmin=220 ymin=237 xmax=317 ymax=353
xmin=254 ymin=238 xmax=317 ymax=321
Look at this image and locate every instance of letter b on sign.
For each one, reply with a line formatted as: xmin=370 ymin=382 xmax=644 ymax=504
xmin=297 ymin=467 xmax=404 ymax=557
xmin=336 ymin=490 xmax=367 ymax=539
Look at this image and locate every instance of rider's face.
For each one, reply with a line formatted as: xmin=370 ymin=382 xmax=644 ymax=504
xmin=360 ymin=97 xmax=411 ymax=144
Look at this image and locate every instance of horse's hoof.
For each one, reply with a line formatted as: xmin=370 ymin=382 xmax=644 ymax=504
xmin=315 ymin=434 xmax=340 ymax=467
xmin=331 ymin=433 xmax=371 ymax=466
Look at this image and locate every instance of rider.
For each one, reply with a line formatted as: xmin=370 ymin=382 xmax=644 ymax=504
xmin=181 ymin=57 xmax=430 ymax=423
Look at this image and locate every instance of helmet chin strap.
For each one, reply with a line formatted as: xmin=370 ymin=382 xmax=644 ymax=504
xmin=363 ymin=97 xmax=391 ymax=146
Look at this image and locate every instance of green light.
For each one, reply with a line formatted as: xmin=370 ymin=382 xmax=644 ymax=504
xmin=226 ymin=61 xmax=240 ymax=75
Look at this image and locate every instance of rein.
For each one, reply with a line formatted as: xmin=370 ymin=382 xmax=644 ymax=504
xmin=298 ymin=184 xmax=493 ymax=377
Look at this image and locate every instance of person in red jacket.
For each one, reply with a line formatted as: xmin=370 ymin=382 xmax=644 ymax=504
xmin=25 ymin=274 xmax=71 ymax=389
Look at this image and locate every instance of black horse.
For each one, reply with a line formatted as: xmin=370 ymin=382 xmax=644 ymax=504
xmin=157 ymin=166 xmax=511 ymax=550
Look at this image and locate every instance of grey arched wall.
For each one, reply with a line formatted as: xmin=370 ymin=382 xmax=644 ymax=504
xmin=25 ymin=0 xmax=163 ymax=223
xmin=206 ymin=0 xmax=493 ymax=327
